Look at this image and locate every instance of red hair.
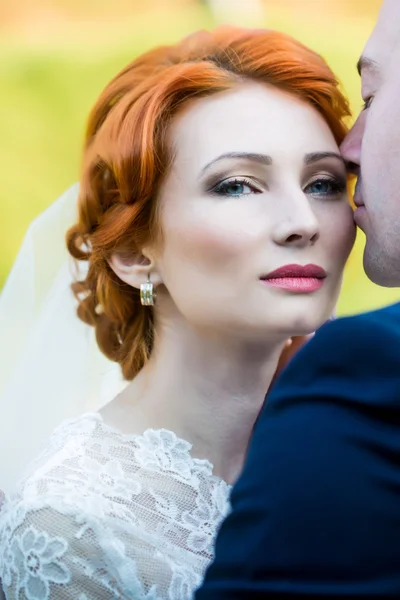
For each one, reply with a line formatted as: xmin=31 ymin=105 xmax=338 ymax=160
xmin=66 ymin=27 xmax=351 ymax=380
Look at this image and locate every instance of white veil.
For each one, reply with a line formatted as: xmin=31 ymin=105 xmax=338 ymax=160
xmin=0 ymin=184 xmax=128 ymax=494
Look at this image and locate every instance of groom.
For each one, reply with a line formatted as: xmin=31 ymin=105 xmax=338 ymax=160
xmin=197 ymin=1 xmax=400 ymax=598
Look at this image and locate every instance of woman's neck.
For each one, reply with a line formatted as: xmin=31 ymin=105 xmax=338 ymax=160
xmin=104 ymin=324 xmax=285 ymax=485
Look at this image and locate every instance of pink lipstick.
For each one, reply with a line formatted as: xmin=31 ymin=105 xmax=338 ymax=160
xmin=261 ymin=264 xmax=327 ymax=293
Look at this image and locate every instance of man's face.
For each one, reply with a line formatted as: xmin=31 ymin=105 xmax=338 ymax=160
xmin=341 ymin=0 xmax=400 ymax=287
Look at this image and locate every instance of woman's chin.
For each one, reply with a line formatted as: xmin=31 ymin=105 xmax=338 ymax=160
xmin=284 ymin=314 xmax=331 ymax=336
xmin=208 ymin=305 xmax=333 ymax=343
xmin=245 ymin=292 xmax=336 ymax=338
xmin=255 ymin=309 xmax=331 ymax=339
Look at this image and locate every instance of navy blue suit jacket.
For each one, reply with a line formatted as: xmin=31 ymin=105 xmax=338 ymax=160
xmin=197 ymin=302 xmax=400 ymax=599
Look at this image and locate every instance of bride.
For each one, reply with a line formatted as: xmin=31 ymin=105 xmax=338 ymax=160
xmin=0 ymin=26 xmax=355 ymax=599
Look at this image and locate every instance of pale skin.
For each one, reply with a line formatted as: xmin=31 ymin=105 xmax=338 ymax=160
xmin=101 ymin=82 xmax=355 ymax=485
xmin=341 ymin=0 xmax=400 ymax=286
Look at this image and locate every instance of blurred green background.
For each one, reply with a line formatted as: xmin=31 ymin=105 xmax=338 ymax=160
xmin=1 ymin=0 xmax=399 ymax=314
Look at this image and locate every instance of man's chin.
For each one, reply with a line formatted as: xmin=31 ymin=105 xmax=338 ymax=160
xmin=363 ymin=248 xmax=400 ymax=287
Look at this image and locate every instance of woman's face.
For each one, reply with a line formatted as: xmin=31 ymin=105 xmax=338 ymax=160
xmin=154 ymin=82 xmax=355 ymax=340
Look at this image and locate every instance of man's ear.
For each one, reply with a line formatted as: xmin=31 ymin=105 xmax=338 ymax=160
xmin=108 ymin=250 xmax=162 ymax=290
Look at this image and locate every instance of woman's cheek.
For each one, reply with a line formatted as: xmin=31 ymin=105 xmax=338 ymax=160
xmin=321 ymin=203 xmax=356 ymax=267
xmin=166 ymin=212 xmax=262 ymax=267
xmin=338 ymin=204 xmax=357 ymax=260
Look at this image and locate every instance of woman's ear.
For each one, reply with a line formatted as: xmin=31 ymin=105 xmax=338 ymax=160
xmin=108 ymin=250 xmax=162 ymax=290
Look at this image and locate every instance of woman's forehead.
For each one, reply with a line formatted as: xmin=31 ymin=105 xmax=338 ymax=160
xmin=167 ymin=83 xmax=337 ymax=178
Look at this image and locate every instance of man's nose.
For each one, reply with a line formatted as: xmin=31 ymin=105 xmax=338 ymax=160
xmin=340 ymin=112 xmax=366 ymax=174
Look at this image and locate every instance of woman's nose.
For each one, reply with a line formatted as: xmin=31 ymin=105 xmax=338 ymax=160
xmin=283 ymin=228 xmax=320 ymax=247
xmin=272 ymin=196 xmax=320 ymax=248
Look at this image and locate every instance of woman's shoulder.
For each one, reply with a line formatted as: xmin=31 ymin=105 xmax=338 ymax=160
xmin=0 ymin=411 xmax=148 ymax=599
xmin=0 ymin=413 xmax=139 ymax=590
xmin=16 ymin=412 xmax=103 ymax=487
xmin=13 ymin=412 xmax=144 ymax=499
xmin=0 ymin=414 xmax=231 ymax=599
xmin=0 ymin=412 xmax=136 ymax=525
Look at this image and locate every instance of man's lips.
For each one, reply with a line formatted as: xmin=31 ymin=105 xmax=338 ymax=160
xmin=354 ymin=193 xmax=364 ymax=208
xmin=353 ymin=179 xmax=365 ymax=208
xmin=353 ymin=179 xmax=367 ymax=228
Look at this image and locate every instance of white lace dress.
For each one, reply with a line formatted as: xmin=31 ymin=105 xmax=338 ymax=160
xmin=0 ymin=413 xmax=231 ymax=599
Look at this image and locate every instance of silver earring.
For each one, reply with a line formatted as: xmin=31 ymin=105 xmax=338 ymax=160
xmin=140 ymin=273 xmax=156 ymax=306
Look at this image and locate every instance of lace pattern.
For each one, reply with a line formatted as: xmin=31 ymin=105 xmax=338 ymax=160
xmin=0 ymin=414 xmax=231 ymax=599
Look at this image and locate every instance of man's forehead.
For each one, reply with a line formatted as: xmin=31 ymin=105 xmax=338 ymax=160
xmin=363 ymin=0 xmax=400 ymax=70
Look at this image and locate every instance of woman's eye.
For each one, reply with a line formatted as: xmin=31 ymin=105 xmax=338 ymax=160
xmin=211 ymin=178 xmax=261 ymax=197
xmin=305 ymin=177 xmax=346 ymax=197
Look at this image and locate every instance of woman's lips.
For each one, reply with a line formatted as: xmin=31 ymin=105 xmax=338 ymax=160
xmin=260 ymin=264 xmax=327 ymax=293
xmin=261 ymin=277 xmax=325 ymax=292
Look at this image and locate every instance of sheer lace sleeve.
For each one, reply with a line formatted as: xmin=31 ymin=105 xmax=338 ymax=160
xmin=0 ymin=418 xmax=153 ymax=599
xmin=0 ymin=414 xmax=231 ymax=600
xmin=0 ymin=503 xmax=149 ymax=599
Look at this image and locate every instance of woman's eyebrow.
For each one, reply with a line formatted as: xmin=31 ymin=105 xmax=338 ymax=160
xmin=199 ymin=152 xmax=273 ymax=178
xmin=199 ymin=150 xmax=346 ymax=178
xmin=304 ymin=151 xmax=346 ymax=166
